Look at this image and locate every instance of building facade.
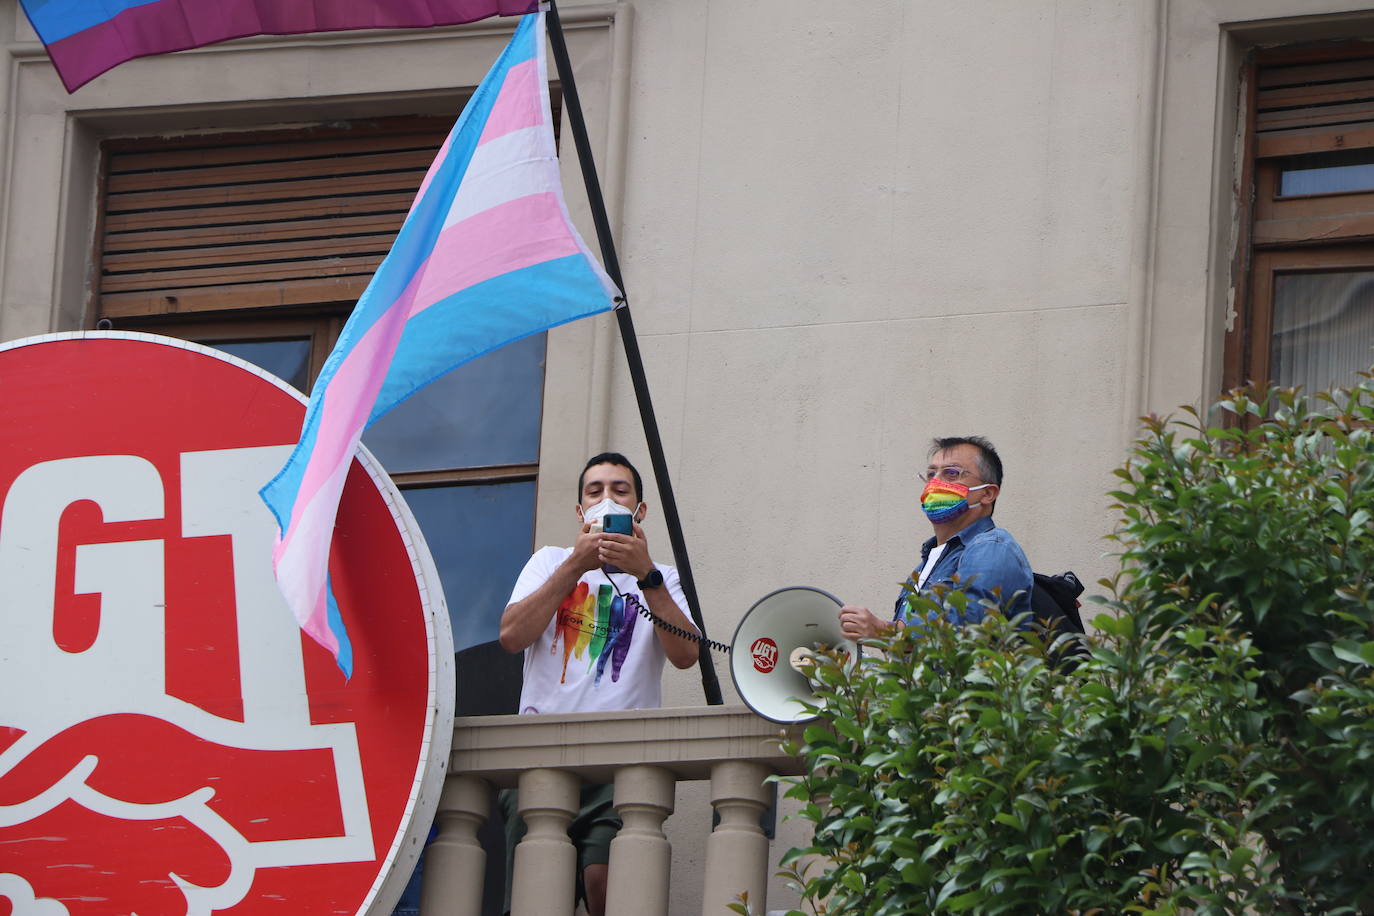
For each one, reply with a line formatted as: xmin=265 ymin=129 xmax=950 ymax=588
xmin=4 ymin=1 xmax=1374 ymax=912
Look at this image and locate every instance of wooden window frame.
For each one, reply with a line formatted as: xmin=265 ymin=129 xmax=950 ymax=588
xmin=1226 ymin=43 xmax=1374 ymax=391
xmin=128 ymin=308 xmax=542 ymax=493
xmin=126 ymin=311 xmax=345 ymax=383
xmin=1243 ymin=245 xmax=1374 ymax=386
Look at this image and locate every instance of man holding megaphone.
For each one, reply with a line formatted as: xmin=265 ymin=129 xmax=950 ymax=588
xmin=838 ymin=436 xmax=1033 ymax=639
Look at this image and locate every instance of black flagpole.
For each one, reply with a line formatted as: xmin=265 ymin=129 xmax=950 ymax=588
xmin=544 ymin=0 xmax=724 ymax=705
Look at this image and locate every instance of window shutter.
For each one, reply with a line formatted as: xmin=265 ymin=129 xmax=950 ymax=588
xmin=1256 ymin=54 xmax=1374 ymax=158
xmin=97 ymin=116 xmax=451 ymax=321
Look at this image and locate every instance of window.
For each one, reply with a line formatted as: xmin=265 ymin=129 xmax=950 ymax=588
xmin=94 ymin=115 xmax=541 ymax=707
xmin=1229 ymin=47 xmax=1374 ymax=393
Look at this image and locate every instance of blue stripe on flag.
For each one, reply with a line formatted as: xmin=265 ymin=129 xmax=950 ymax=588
xmin=325 ymin=573 xmax=353 ymax=678
xmin=369 ymin=254 xmax=618 ymax=421
xmin=19 ymin=0 xmax=163 ymax=43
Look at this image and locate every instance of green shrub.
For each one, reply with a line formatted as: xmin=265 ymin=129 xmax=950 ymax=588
xmin=741 ymin=373 xmax=1374 ymax=916
xmin=1109 ymin=380 xmax=1374 ymax=910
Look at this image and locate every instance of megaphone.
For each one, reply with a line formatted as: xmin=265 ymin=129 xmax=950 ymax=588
xmin=730 ymin=586 xmax=858 ymax=723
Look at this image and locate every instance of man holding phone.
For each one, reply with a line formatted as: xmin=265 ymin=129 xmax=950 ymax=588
xmin=497 ymin=452 xmax=699 ymax=916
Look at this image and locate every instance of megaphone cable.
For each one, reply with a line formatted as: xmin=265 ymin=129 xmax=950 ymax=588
xmin=605 ymin=573 xmax=733 ymax=654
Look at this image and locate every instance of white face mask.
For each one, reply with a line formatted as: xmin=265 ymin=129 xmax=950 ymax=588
xmin=581 ymin=497 xmax=637 ymax=525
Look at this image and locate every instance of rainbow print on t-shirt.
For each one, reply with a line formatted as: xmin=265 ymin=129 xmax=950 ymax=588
xmin=553 ymin=581 xmax=640 ymax=685
xmin=594 ymin=593 xmax=639 ymax=684
xmin=587 ymin=586 xmax=614 ymax=662
xmin=555 ymin=582 xmax=595 ymax=682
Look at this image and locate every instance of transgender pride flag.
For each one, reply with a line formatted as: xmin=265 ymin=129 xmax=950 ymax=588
xmin=18 ymin=0 xmax=540 ymax=93
xmin=260 ymin=12 xmax=619 ymax=675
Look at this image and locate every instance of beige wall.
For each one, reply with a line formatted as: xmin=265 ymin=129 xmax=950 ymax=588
xmin=7 ymin=1 xmax=1374 ymax=912
xmin=607 ymin=0 xmax=1145 ymax=712
xmin=589 ymin=0 xmax=1374 ymax=715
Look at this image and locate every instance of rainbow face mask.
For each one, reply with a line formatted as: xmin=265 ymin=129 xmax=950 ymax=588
xmin=920 ymin=478 xmax=991 ymax=523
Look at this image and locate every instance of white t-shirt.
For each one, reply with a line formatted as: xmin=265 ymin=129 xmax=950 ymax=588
xmin=507 ymin=546 xmax=696 ymax=715
xmin=917 ymin=542 xmax=949 ymax=588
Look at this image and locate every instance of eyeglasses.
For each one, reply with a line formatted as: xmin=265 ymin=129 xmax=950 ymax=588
xmin=918 ymin=465 xmax=975 ymax=483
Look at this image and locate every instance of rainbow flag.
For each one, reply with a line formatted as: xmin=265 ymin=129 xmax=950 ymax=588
xmin=259 ymin=12 xmax=619 ymax=676
xmin=18 ymin=0 xmax=541 ymax=93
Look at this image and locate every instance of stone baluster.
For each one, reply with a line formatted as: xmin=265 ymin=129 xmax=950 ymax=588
xmin=510 ymin=767 xmax=580 ymax=916
xmin=420 ymin=773 xmax=489 ymax=916
xmin=701 ymin=760 xmax=772 ymax=916
xmin=606 ymin=764 xmax=675 ymax=916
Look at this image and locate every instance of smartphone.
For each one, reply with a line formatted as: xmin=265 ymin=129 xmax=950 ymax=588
xmin=601 ymin=513 xmax=632 ymax=574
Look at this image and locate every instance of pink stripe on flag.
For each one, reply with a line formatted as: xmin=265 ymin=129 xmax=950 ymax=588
xmin=407 ymin=193 xmax=581 ymax=318
xmin=281 ymin=193 xmax=576 ymax=528
xmin=279 ymin=313 xmax=408 ymax=537
xmin=274 ymin=456 xmax=354 ymax=652
xmin=477 ymin=58 xmax=544 ymax=146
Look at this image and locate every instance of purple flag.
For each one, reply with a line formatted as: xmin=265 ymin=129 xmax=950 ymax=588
xmin=19 ymin=0 xmax=541 ymax=92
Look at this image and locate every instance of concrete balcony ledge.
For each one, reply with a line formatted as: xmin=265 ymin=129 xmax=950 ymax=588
xmin=451 ymin=704 xmax=808 ymax=787
xmin=426 ymin=705 xmax=813 ymax=915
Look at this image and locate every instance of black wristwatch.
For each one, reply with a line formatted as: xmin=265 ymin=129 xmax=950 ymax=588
xmin=636 ymin=568 xmax=665 ymax=591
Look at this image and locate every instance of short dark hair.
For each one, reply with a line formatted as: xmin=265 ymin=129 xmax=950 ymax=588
xmin=578 ymin=452 xmax=643 ymax=503
xmin=930 ymin=436 xmax=1004 ymax=487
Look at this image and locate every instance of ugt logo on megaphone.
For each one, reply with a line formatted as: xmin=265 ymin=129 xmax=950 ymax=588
xmin=730 ymin=587 xmax=855 ymax=724
xmin=749 ymin=637 xmax=779 ymax=673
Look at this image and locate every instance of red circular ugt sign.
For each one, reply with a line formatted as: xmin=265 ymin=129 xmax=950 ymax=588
xmin=0 ymin=333 xmax=453 ymax=916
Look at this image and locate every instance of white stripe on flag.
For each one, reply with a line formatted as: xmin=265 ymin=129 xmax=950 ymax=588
xmin=442 ymin=126 xmax=554 ymax=228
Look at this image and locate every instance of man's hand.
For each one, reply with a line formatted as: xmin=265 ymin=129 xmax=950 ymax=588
xmin=603 ymin=524 xmax=699 ymax=669
xmin=838 ymin=604 xmax=892 ymax=640
xmin=598 ymin=523 xmax=654 ymax=580
xmin=569 ymin=522 xmax=603 ymax=574
xmin=500 ymin=528 xmax=602 ymax=653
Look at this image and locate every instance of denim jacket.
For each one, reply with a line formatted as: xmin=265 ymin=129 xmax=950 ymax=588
xmin=892 ymin=516 xmax=1033 ymax=625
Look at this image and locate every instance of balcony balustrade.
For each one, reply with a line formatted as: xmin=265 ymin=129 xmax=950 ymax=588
xmin=420 ymin=705 xmax=806 ymax=916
